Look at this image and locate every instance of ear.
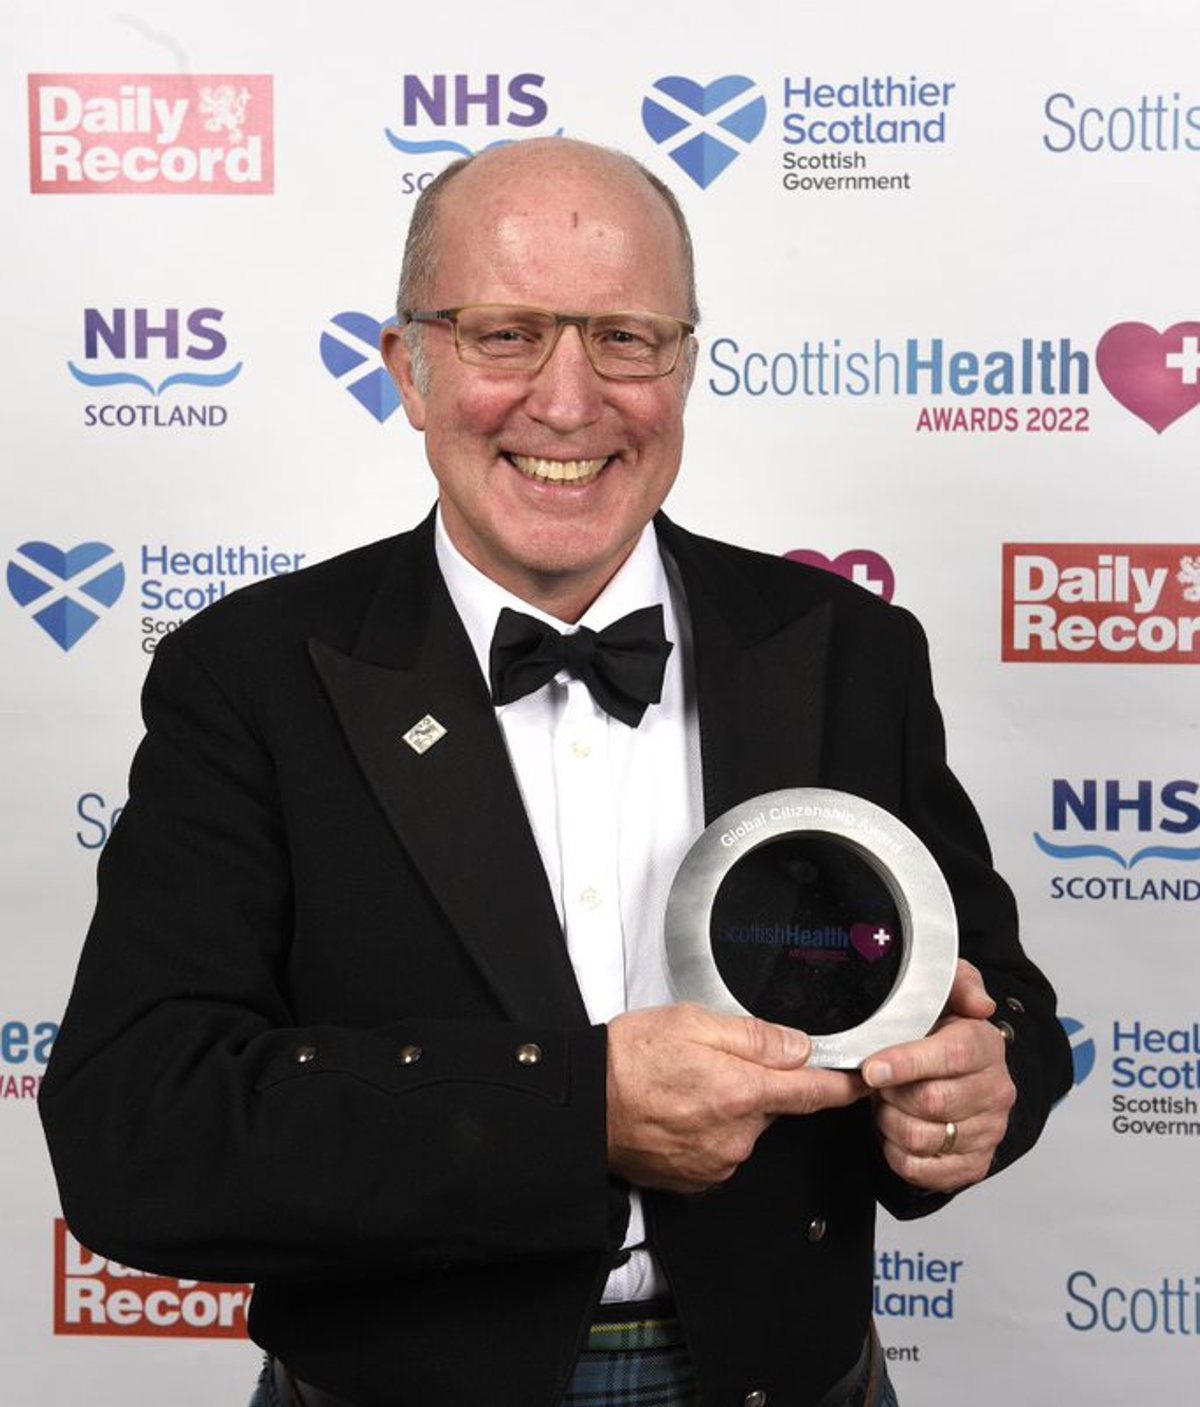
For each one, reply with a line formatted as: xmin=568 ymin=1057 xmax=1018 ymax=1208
xmin=381 ymin=323 xmax=427 ymax=431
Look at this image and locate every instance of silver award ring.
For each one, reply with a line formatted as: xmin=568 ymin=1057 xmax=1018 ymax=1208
xmin=665 ymin=788 xmax=959 ymax=1069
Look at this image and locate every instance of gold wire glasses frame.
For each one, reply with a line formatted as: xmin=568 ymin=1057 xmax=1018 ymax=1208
xmin=402 ymin=305 xmax=695 ymax=380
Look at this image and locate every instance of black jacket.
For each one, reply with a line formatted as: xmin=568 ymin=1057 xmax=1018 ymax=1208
xmin=41 ymin=512 xmax=1072 ymax=1407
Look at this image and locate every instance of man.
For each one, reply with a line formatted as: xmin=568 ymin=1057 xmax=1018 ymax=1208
xmin=41 ymin=140 xmax=1071 ymax=1407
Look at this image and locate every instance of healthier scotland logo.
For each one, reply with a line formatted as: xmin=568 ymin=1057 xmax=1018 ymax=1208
xmin=642 ymin=76 xmax=767 ymax=188
xmin=7 ymin=542 xmax=125 ymax=650
xmin=320 ymin=313 xmax=402 ymax=422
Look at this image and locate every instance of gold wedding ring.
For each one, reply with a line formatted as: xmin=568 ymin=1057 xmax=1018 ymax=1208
xmin=937 ymin=1121 xmax=958 ymax=1156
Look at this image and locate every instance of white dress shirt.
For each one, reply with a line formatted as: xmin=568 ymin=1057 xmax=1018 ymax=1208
xmin=435 ymin=511 xmax=704 ymax=1302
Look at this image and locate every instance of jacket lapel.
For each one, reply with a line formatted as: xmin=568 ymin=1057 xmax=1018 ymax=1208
xmin=659 ymin=517 xmax=831 ymax=824
xmin=309 ymin=517 xmax=588 ymax=1025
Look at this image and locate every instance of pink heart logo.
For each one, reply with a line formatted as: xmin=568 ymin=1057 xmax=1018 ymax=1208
xmin=1096 ymin=322 xmax=1200 ymax=434
xmin=849 ymin=922 xmax=895 ymax=965
xmin=784 ymin=549 xmax=895 ymax=603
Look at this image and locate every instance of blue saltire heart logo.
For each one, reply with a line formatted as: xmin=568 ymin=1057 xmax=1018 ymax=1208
xmin=7 ymin=541 xmax=125 ymax=651
xmin=319 ymin=312 xmax=402 ymax=423
xmin=642 ymin=75 xmax=766 ymax=189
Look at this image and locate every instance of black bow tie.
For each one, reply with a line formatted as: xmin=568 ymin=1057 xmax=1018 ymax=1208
xmin=488 ymin=605 xmax=673 ymax=727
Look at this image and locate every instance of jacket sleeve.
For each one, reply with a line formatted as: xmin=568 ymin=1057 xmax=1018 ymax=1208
xmin=874 ymin=608 xmax=1072 ymax=1219
xmin=39 ymin=629 xmax=618 ymax=1285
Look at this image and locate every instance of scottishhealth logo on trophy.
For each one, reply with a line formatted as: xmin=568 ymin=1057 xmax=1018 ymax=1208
xmin=665 ymin=791 xmax=958 ymax=1068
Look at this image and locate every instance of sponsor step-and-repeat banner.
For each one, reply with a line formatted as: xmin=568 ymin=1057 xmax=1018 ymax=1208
xmin=4 ymin=2 xmax=1195 ymax=1402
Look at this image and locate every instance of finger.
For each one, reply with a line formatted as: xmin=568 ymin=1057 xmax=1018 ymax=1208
xmin=686 ymin=1007 xmax=812 ymax=1069
xmin=871 ymin=1064 xmax=1004 ymax=1123
xmin=944 ymin=959 xmax=996 ymax=1020
xmin=877 ymin=1135 xmax=994 ymax=1193
xmin=874 ymin=1101 xmax=995 ymax=1160
xmin=861 ymin=1016 xmax=1003 ymax=1091
xmin=760 ymin=1065 xmax=868 ymax=1117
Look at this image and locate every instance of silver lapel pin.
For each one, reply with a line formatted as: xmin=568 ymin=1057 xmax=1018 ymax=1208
xmin=402 ymin=714 xmax=447 ymax=755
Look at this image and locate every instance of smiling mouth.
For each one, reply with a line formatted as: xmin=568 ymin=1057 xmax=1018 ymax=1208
xmin=508 ymin=453 xmax=609 ymax=485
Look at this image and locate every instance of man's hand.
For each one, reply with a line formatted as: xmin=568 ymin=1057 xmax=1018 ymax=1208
xmin=862 ymin=960 xmax=1015 ymax=1193
xmin=607 ymin=1002 xmax=866 ymax=1194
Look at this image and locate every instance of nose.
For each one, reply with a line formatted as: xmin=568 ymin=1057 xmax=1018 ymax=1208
xmin=523 ymin=323 xmax=604 ymax=431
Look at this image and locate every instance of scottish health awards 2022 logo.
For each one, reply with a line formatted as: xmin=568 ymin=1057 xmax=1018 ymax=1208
xmin=320 ymin=312 xmax=401 ymax=423
xmin=386 ymin=72 xmax=561 ymax=194
xmin=7 ymin=542 xmax=125 ymax=651
xmin=784 ymin=548 xmax=896 ymax=603
xmin=69 ymin=306 xmax=242 ymax=429
xmin=640 ymin=70 xmax=955 ymax=194
xmin=706 ymin=317 xmax=1200 ymax=436
xmin=1 ymin=1019 xmax=58 ymax=1103
xmin=28 ymin=74 xmax=273 ymax=194
xmin=1033 ymin=775 xmax=1200 ymax=904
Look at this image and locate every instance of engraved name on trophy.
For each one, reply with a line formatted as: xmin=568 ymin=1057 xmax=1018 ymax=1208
xmin=665 ymin=789 xmax=958 ymax=1069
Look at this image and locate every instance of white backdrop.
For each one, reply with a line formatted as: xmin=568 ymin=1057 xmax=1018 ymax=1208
xmin=5 ymin=2 xmax=1198 ymax=1402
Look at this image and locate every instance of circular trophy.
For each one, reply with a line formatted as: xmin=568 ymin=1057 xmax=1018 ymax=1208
xmin=665 ymin=788 xmax=958 ymax=1069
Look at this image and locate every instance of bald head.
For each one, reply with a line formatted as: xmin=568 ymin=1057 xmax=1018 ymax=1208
xmin=396 ymin=138 xmax=699 ymax=328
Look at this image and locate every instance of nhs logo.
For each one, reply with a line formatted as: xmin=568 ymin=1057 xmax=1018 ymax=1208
xmin=386 ymin=73 xmax=560 ymax=181
xmin=1037 ymin=778 xmax=1200 ymax=871
xmin=400 ymin=73 xmax=547 ymax=129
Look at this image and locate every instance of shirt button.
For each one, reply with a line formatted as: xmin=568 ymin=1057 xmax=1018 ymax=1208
xmin=515 ymin=1042 xmax=543 ymax=1066
xmin=294 ymin=1045 xmax=317 ymax=1065
xmin=398 ymin=1044 xmax=423 ymax=1065
xmin=996 ymin=1019 xmax=1016 ymax=1044
xmin=569 ymin=739 xmax=592 ymax=759
xmin=806 ymin=1216 xmax=827 ymax=1243
xmin=1005 ymin=996 xmax=1025 ymax=1014
xmin=744 ymin=1391 xmax=768 ymax=1407
xmin=579 ymin=886 xmax=602 ymax=911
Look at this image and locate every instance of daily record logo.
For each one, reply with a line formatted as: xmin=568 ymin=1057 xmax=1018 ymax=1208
xmin=1061 ymin=1018 xmax=1200 ymax=1142
xmin=784 ymin=548 xmax=896 ymax=603
xmin=54 ymin=1222 xmax=251 ymax=1337
xmin=320 ymin=312 xmax=401 ymax=422
xmin=28 ymin=75 xmax=273 ymax=194
xmin=386 ymin=73 xmax=560 ymax=193
xmin=642 ymin=71 xmax=955 ymax=193
xmin=1036 ymin=777 xmax=1200 ymax=903
xmin=1003 ymin=545 xmax=1200 ymax=664
xmin=70 ymin=307 xmax=241 ymax=429
xmin=706 ymin=319 xmax=1200 ymax=434
xmin=2 ymin=1019 xmax=57 ymax=1102
xmin=7 ymin=542 xmax=124 ymax=651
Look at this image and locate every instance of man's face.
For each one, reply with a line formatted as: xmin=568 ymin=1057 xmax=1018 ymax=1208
xmin=383 ymin=147 xmax=695 ymax=620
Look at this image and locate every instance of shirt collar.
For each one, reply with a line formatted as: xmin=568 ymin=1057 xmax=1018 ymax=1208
xmin=434 ymin=508 xmax=673 ymax=688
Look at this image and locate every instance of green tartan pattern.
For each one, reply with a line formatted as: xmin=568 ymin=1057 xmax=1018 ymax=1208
xmin=560 ymin=1316 xmax=698 ymax=1407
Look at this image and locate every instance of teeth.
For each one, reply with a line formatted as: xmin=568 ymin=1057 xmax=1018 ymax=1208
xmin=510 ymin=454 xmax=608 ymax=485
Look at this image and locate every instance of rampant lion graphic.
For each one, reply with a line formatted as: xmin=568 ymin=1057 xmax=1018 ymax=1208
xmin=1178 ymin=555 xmax=1200 ymax=603
xmin=198 ymin=85 xmax=251 ymax=144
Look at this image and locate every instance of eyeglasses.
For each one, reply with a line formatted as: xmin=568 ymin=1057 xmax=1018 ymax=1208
xmin=402 ymin=305 xmax=695 ymax=380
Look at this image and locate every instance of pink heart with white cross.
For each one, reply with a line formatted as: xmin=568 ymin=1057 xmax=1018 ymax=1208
xmin=1096 ymin=321 xmax=1200 ymax=433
